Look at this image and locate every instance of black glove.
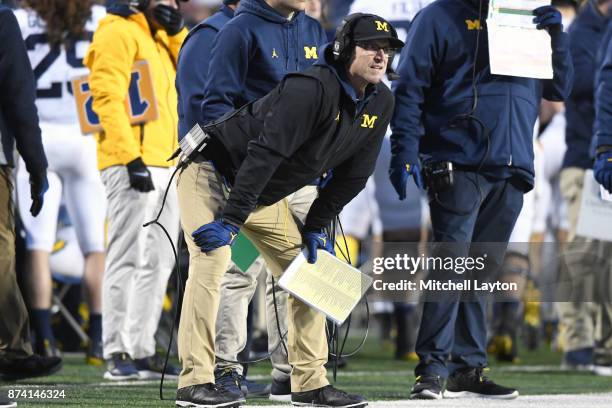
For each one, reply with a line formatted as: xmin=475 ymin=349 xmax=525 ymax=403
xmin=29 ymin=171 xmax=48 ymax=217
xmin=153 ymin=4 xmax=184 ymax=36
xmin=126 ymin=157 xmax=155 ymax=192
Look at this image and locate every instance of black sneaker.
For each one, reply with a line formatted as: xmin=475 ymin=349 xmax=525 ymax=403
xmin=270 ymin=378 xmax=291 ymax=402
xmin=444 ymin=368 xmax=518 ymax=399
xmin=410 ymin=375 xmax=442 ymax=400
xmin=103 ymin=352 xmax=139 ymax=380
xmin=176 ymin=383 xmax=244 ymax=407
xmin=134 ymin=353 xmax=180 ymax=379
xmin=291 ymin=385 xmax=367 ymax=407
xmin=0 ymin=395 xmax=16 ymax=408
xmin=214 ymin=368 xmax=242 ymax=397
xmin=0 ymin=354 xmax=62 ymax=381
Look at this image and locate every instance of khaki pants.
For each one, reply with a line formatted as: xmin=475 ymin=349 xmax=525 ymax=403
xmin=558 ymin=168 xmax=612 ymax=361
xmin=176 ymin=161 xmax=328 ymax=391
xmin=0 ymin=167 xmax=33 ymax=359
xmin=215 ymin=185 xmax=318 ymax=382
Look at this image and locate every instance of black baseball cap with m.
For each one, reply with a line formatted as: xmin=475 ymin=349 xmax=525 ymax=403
xmin=350 ymin=14 xmax=405 ymax=49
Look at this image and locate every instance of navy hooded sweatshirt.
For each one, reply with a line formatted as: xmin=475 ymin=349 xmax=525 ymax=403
xmin=176 ymin=5 xmax=234 ymax=139
xmin=391 ymin=0 xmax=573 ymax=191
xmin=595 ymin=20 xmax=612 ymax=152
xmin=0 ymin=5 xmax=46 ymax=174
xmin=201 ymin=0 xmax=327 ymax=124
xmin=563 ymin=0 xmax=609 ymax=170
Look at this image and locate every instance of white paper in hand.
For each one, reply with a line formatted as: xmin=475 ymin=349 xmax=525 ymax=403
xmin=576 ymin=170 xmax=612 ymax=241
xmin=487 ymin=0 xmax=553 ymax=79
xmin=278 ymin=250 xmax=373 ymax=325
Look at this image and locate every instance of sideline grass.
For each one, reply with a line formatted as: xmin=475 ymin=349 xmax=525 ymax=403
xmin=2 ymin=337 xmax=612 ymax=407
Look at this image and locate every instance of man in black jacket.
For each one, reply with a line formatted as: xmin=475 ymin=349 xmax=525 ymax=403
xmin=0 ymin=4 xmax=61 ymax=390
xmin=175 ymin=13 xmax=403 ymax=408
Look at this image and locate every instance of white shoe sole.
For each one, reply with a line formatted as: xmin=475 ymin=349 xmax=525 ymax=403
xmin=175 ymin=399 xmax=243 ymax=408
xmin=593 ymin=366 xmax=612 ymax=376
xmin=103 ymin=371 xmax=140 ymax=381
xmin=291 ymin=402 xmax=367 ymax=407
xmin=270 ymin=393 xmax=291 ymax=402
xmin=138 ymin=370 xmax=179 ymax=380
xmin=443 ymin=390 xmax=519 ymax=399
xmin=410 ymin=389 xmax=442 ymax=400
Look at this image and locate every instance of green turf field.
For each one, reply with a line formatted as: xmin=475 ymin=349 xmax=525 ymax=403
xmin=2 ymin=337 xmax=612 ymax=407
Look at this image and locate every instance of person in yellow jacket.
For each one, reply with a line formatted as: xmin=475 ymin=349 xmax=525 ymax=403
xmin=83 ymin=0 xmax=186 ymax=380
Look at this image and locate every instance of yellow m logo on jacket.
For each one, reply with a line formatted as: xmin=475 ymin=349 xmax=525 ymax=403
xmin=361 ymin=114 xmax=378 ymax=128
xmin=375 ymin=21 xmax=389 ymax=32
xmin=304 ymin=46 xmax=318 ymax=59
xmin=465 ymin=19 xmax=482 ymax=30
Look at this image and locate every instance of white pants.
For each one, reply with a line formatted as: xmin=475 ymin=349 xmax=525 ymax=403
xmin=101 ymin=165 xmax=179 ymax=359
xmin=16 ymin=125 xmax=106 ymax=254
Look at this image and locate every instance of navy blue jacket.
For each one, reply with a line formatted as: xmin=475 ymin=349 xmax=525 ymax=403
xmin=201 ymin=0 xmax=327 ymax=123
xmin=391 ymin=0 xmax=573 ymax=190
xmin=0 ymin=6 xmax=46 ymax=173
xmin=563 ymin=0 xmax=609 ymax=169
xmin=595 ymin=21 xmax=612 ymax=151
xmin=176 ymin=5 xmax=234 ymax=139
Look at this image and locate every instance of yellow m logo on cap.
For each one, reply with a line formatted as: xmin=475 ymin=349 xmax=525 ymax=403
xmin=361 ymin=114 xmax=378 ymax=128
xmin=375 ymin=20 xmax=389 ymax=32
xmin=465 ymin=19 xmax=482 ymax=30
xmin=304 ymin=46 xmax=318 ymax=59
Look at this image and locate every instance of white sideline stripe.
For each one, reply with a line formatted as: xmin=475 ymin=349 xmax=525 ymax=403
xmin=3 ymin=365 xmax=570 ymax=389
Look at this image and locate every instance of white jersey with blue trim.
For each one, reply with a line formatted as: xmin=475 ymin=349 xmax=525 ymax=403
xmin=13 ymin=5 xmax=105 ymax=125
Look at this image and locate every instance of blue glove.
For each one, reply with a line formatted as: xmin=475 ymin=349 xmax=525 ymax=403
xmin=594 ymin=151 xmax=612 ymax=194
xmin=389 ymin=155 xmax=423 ymax=200
xmin=29 ymin=171 xmax=48 ymax=217
xmin=533 ymin=6 xmax=563 ymax=36
xmin=302 ymin=229 xmax=335 ymax=264
xmin=192 ymin=219 xmax=240 ymax=253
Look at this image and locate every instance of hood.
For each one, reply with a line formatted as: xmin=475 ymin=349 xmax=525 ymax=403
xmin=236 ymin=0 xmax=304 ymax=24
xmin=106 ymin=0 xmax=138 ymax=17
xmin=315 ymin=43 xmax=377 ymax=105
xmin=579 ymin=0 xmax=610 ymax=32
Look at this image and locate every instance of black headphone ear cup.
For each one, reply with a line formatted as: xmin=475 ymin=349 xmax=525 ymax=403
xmin=333 ymin=13 xmax=364 ymax=61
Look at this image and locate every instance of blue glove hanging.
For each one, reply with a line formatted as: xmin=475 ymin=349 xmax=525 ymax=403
xmin=389 ymin=154 xmax=423 ymax=200
xmin=192 ymin=219 xmax=240 ymax=253
xmin=533 ymin=6 xmax=563 ymax=36
xmin=594 ymin=151 xmax=612 ymax=194
xmin=302 ymin=229 xmax=335 ymax=264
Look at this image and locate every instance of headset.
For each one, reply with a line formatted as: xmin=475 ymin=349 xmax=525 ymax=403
xmin=332 ymin=13 xmax=401 ymax=80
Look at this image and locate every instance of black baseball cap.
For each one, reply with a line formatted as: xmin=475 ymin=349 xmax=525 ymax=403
xmin=350 ymin=15 xmax=405 ymax=49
